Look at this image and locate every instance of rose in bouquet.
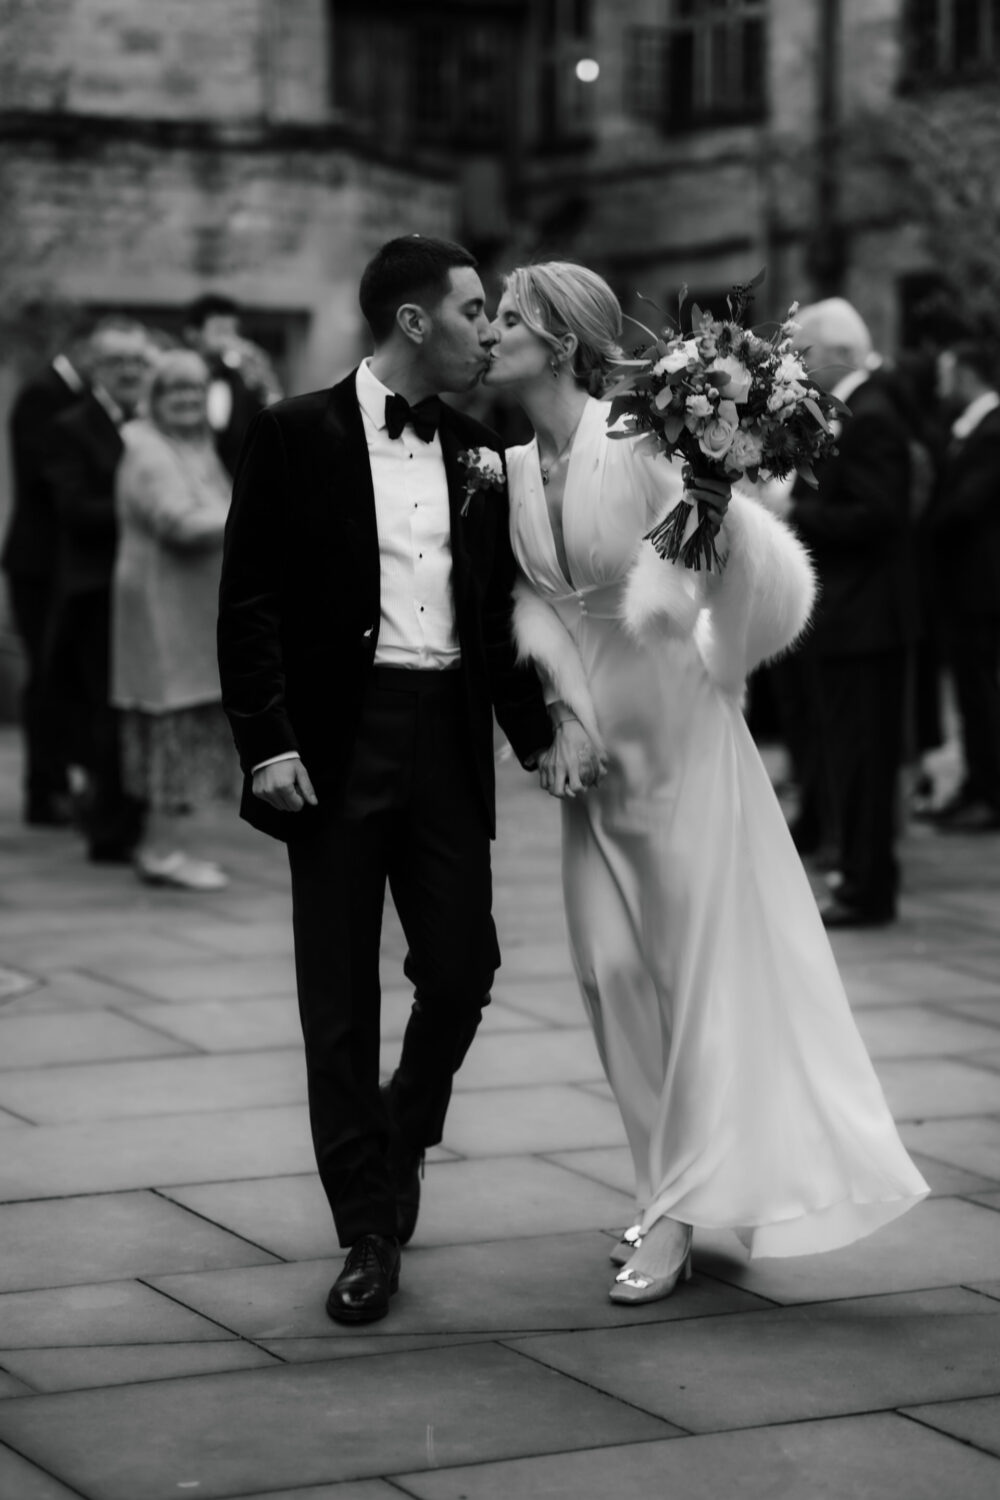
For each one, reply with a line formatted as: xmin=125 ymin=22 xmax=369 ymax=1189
xmin=606 ymin=272 xmax=847 ymax=570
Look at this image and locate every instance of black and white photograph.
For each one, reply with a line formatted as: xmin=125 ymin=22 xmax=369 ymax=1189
xmin=0 ymin=2 xmax=999 ymax=1496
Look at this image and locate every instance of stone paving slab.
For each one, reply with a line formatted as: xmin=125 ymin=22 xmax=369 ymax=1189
xmin=162 ymin=1155 xmax=634 ymax=1261
xmin=1 ymin=1340 xmax=280 ymax=1394
xmin=901 ymin=1117 xmax=1000 ymax=1181
xmin=80 ymin=955 xmax=297 ymax=1005
xmin=227 ymin=1485 xmax=405 ymax=1500
xmin=904 ymin=1393 xmax=1000 ymax=1460
xmin=440 ymin=1084 xmax=627 ymax=1156
xmin=0 ymin=1343 xmax=675 ymax=1500
xmin=147 ymin=1231 xmax=769 ymax=1343
xmin=874 ymin=1057 xmax=1000 ymax=1120
xmin=0 ymin=1370 xmax=33 ymax=1398
xmin=0 ymin=1105 xmax=317 ymax=1200
xmin=693 ymin=1197 xmax=1000 ymax=1303
xmin=0 ymin=1009 xmax=192 ymax=1068
xmin=851 ymin=1002 xmax=1000 ymax=1058
xmin=0 ymin=1279 xmax=237 ymax=1348
xmin=0 ymin=1190 xmax=280 ymax=1293
xmin=395 ymin=1413 xmax=1000 ymax=1500
xmin=0 ymin=1445 xmax=82 ymax=1500
xmin=836 ymin=957 xmax=1000 ymax=1008
xmin=0 ymin=1048 xmax=308 ymax=1124
xmin=504 ymin=1287 xmax=1000 ymax=1433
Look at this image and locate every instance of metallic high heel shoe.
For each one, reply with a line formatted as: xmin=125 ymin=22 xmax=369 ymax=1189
xmin=609 ymin=1224 xmax=643 ymax=1267
xmin=608 ymin=1221 xmax=693 ymax=1304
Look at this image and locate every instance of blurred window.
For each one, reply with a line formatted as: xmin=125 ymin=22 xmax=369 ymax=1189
xmin=902 ymin=0 xmax=1000 ymax=84
xmin=537 ymin=0 xmax=596 ymax=146
xmin=623 ymin=0 xmax=768 ymax=133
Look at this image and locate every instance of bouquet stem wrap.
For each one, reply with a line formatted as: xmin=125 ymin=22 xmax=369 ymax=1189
xmin=645 ymin=461 xmax=726 ymax=572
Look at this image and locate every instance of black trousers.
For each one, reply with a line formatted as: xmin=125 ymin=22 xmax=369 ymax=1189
xmin=6 ymin=572 xmax=71 ymax=807
xmin=944 ymin=614 xmax=1000 ymax=810
xmin=287 ymin=667 xmax=500 ymax=1247
xmin=819 ymin=649 xmax=907 ymax=917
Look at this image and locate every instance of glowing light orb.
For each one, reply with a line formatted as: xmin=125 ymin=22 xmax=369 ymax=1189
xmin=575 ymin=58 xmax=600 ymax=83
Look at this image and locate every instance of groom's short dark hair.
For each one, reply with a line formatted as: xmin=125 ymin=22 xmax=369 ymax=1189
xmin=359 ymin=235 xmax=479 ymax=343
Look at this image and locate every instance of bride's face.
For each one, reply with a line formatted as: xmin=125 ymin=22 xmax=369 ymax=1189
xmin=484 ymin=291 xmax=553 ymax=388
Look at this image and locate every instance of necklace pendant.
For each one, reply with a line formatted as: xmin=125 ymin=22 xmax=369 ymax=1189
xmin=540 ymin=467 xmax=549 ymax=486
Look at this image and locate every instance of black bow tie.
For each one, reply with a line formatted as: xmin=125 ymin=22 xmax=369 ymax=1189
xmin=384 ymin=392 xmax=441 ymax=443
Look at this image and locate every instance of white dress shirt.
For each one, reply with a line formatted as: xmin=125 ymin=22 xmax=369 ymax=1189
xmin=952 ymin=389 xmax=1000 ymax=442
xmin=252 ymin=360 xmax=460 ymax=772
xmin=356 ymin=358 xmax=460 ymax=671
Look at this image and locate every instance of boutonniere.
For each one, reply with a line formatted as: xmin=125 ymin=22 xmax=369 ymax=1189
xmin=458 ymin=446 xmax=506 ymax=516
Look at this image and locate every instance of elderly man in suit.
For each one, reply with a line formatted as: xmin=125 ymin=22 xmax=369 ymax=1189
xmin=925 ymin=341 xmax=1000 ymax=832
xmin=3 ymin=337 xmax=89 ymax=824
xmin=218 ymin=236 xmax=556 ymax=1324
xmin=781 ymin=298 xmax=917 ymax=927
xmin=43 ymin=318 xmax=151 ymax=862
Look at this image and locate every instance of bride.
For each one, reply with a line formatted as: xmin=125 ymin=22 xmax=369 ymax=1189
xmin=484 ymin=262 xmax=928 ymax=1304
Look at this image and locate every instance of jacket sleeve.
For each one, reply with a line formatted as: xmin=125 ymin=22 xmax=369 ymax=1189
xmin=481 ymin=479 xmax=555 ymax=767
xmin=43 ymin=421 xmax=117 ymax=542
xmin=928 ymin=430 xmax=1000 ymax=532
xmin=118 ymin=439 xmax=225 ymax=551
xmin=792 ymin=410 xmax=910 ymax=550
xmin=217 ymin=410 xmax=299 ymax=773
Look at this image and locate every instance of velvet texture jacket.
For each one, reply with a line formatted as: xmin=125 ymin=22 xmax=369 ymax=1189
xmin=217 ymin=370 xmax=553 ymax=842
xmin=791 ymin=372 xmax=917 ymax=657
xmin=924 ymin=405 xmax=1000 ymax=617
xmin=2 ymin=364 xmax=84 ymax=583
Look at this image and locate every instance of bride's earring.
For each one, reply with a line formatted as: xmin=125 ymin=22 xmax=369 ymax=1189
xmin=550 ymin=355 xmax=561 ymax=379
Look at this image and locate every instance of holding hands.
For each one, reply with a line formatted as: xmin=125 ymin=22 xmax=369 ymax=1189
xmin=538 ymin=713 xmax=607 ymax=799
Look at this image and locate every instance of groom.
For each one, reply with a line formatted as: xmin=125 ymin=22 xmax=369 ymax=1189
xmin=218 ymin=235 xmax=554 ymax=1324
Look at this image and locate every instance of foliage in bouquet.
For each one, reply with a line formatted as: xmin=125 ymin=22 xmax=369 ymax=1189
xmin=606 ymin=271 xmax=847 ymax=570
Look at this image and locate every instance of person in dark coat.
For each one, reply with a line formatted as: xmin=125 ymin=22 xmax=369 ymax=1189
xmin=2 ymin=345 xmax=88 ymax=823
xmin=924 ymin=340 xmax=1000 ymax=832
xmin=43 ymin=319 xmax=151 ymax=861
xmin=788 ymin=299 xmax=917 ymax=927
xmin=184 ymin=293 xmax=281 ymax=478
xmin=218 ymin=236 xmax=555 ymax=1325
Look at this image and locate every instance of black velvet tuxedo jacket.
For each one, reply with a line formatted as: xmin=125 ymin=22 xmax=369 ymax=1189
xmin=924 ymin=405 xmax=1000 ymax=617
xmin=217 ymin=370 xmax=553 ymax=842
xmin=2 ymin=364 xmax=86 ymax=583
xmin=791 ymin=372 xmax=917 ymax=657
xmin=42 ymin=393 xmax=124 ymax=600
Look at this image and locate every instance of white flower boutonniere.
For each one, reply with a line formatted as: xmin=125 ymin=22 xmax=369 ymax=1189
xmin=458 ymin=446 xmax=506 ymax=516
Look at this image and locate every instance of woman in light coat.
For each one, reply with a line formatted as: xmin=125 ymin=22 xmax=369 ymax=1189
xmin=112 ymin=349 xmax=237 ymax=889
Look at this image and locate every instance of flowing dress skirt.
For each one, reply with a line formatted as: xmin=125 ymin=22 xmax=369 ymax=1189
xmin=556 ymin=592 xmax=928 ymax=1257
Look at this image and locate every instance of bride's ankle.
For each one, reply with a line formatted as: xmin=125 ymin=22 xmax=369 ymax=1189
xmin=629 ymin=1217 xmax=691 ymax=1274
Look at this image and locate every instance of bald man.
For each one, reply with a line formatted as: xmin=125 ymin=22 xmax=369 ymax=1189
xmin=782 ymin=299 xmax=917 ymax=927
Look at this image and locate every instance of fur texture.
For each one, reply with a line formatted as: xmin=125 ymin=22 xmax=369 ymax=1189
xmin=620 ymin=545 xmax=703 ymax=639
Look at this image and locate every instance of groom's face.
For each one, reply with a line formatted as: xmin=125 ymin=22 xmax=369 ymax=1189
xmin=420 ymin=267 xmax=497 ymax=392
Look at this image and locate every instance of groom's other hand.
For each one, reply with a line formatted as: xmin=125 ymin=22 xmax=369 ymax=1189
xmin=252 ymin=756 xmax=318 ymax=812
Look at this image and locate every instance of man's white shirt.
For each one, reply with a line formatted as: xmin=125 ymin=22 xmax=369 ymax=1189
xmin=952 ymin=389 xmax=1000 ymax=442
xmin=253 ymin=360 xmax=460 ymax=773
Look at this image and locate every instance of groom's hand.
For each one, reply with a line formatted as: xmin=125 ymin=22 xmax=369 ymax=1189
xmin=252 ymin=756 xmax=318 ymax=812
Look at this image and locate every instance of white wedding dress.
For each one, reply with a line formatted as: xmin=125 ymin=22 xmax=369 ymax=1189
xmin=508 ymin=397 xmax=928 ymax=1257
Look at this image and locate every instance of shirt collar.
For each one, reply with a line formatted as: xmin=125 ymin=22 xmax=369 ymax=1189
xmin=52 ymin=353 xmax=85 ymax=395
xmin=356 ymin=358 xmax=392 ymax=431
xmin=831 ymin=368 xmax=870 ymax=406
xmin=92 ymin=384 xmax=125 ymax=427
xmin=952 ymin=389 xmax=1000 ymax=441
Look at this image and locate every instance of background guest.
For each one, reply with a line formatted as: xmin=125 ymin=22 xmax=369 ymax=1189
xmin=2 ymin=328 xmax=90 ymax=825
xmin=43 ymin=318 xmax=152 ymax=862
xmin=112 ymin=349 xmax=235 ymax=890
xmin=785 ymin=299 xmax=917 ymax=927
xmin=922 ymin=341 xmax=1000 ymax=832
xmin=184 ymin=293 xmax=282 ymax=477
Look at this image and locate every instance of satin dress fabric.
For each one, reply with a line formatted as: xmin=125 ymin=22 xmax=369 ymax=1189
xmin=507 ymin=398 xmax=928 ymax=1257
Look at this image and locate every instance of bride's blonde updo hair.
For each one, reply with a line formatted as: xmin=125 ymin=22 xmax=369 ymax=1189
xmin=503 ymin=261 xmax=625 ymax=396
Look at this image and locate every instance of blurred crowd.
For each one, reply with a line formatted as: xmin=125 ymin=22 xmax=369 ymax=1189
xmin=1 ymin=295 xmax=282 ymax=890
xmin=3 ymin=290 xmax=999 ymax=922
xmin=751 ymin=298 xmax=1000 ymax=928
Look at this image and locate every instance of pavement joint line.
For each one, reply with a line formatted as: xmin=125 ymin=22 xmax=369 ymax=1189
xmin=497 ymin=1336 xmax=696 ymax=1433
xmin=896 ymin=1404 xmax=1000 ymax=1462
xmin=134 ymin=1275 xmax=289 ymax=1362
xmin=148 ymin=1184 xmax=293 ymax=1264
xmin=0 ymin=1101 xmax=37 ymax=1125
xmin=0 ymin=1436 xmax=93 ymax=1499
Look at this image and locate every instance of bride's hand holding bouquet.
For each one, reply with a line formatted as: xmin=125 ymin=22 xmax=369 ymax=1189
xmin=605 ymin=272 xmax=846 ymax=571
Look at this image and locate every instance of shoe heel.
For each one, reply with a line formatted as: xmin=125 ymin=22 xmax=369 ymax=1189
xmin=682 ymin=1252 xmax=692 ymax=1283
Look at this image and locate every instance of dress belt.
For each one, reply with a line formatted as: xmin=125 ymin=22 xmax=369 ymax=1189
xmin=549 ymin=579 xmax=625 ymax=620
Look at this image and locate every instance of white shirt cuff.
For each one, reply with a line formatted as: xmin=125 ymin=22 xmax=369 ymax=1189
xmin=251 ymin=751 xmax=300 ymax=773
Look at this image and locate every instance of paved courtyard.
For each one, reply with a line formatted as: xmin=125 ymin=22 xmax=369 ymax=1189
xmin=0 ymin=725 xmax=998 ymax=1499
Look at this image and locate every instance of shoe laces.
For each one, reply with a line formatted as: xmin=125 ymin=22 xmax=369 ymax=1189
xmin=345 ymin=1235 xmax=390 ymax=1275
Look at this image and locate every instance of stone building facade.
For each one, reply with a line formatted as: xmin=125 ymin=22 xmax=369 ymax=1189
xmin=1 ymin=0 xmax=997 ymax=706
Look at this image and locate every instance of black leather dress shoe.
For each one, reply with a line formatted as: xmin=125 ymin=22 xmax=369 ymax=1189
xmin=381 ymin=1082 xmax=423 ymax=1246
xmin=820 ymin=898 xmax=895 ymax=930
xmin=326 ymin=1234 xmax=400 ymax=1325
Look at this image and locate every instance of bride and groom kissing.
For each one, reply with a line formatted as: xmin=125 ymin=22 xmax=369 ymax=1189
xmin=217 ymin=235 xmax=927 ymax=1326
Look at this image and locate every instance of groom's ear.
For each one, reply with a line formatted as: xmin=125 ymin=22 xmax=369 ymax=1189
xmin=396 ymin=303 xmax=428 ymax=345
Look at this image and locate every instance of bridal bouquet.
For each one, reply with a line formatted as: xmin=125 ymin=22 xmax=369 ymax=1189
xmin=606 ymin=272 xmax=846 ymax=570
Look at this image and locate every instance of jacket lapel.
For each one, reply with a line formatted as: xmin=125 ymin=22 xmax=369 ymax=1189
xmin=439 ymin=409 xmax=473 ymax=601
xmin=322 ymin=371 xmax=380 ymax=589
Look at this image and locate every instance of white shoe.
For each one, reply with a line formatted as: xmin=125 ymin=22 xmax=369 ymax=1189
xmin=609 ymin=1224 xmax=644 ymax=1267
xmin=609 ymin=1219 xmax=692 ymax=1304
xmin=136 ymin=852 xmax=229 ymax=891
